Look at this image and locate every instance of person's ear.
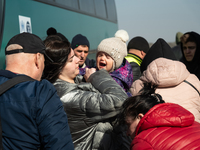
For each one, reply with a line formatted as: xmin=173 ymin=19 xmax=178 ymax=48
xmin=140 ymin=51 xmax=146 ymax=59
xmin=141 ymin=51 xmax=145 ymax=56
xmin=35 ymin=53 xmax=42 ymax=69
xmin=137 ymin=113 xmax=144 ymax=120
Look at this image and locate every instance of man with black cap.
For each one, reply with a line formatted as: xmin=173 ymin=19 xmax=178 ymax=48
xmin=125 ymin=36 xmax=150 ymax=82
xmin=0 ymin=32 xmax=74 ymax=149
xmin=71 ymin=34 xmax=96 ymax=75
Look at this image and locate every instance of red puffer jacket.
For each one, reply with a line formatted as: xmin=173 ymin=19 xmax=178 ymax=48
xmin=131 ymin=103 xmax=200 ymax=150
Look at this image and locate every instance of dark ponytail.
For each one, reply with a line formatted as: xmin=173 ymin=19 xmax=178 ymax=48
xmin=119 ymin=82 xmax=165 ymax=124
xmin=42 ymin=40 xmax=71 ymax=83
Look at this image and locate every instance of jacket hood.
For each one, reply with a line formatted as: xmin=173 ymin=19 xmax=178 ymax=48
xmin=135 ymin=103 xmax=194 ymax=135
xmin=180 ymin=31 xmax=200 ymax=72
xmin=140 ymin=38 xmax=177 ymax=73
xmin=110 ymin=59 xmax=133 ymax=90
xmin=140 ymin=58 xmax=190 ymax=87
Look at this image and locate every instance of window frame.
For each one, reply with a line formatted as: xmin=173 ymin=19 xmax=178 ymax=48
xmin=34 ymin=0 xmax=117 ymax=23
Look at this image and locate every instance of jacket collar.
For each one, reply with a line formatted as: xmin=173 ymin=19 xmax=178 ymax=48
xmin=0 ymin=70 xmax=18 ymax=79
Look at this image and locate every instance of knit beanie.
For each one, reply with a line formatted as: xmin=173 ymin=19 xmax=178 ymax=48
xmin=97 ymin=29 xmax=129 ymax=70
xmin=127 ymin=36 xmax=149 ymax=53
xmin=71 ymin=34 xmax=90 ymax=50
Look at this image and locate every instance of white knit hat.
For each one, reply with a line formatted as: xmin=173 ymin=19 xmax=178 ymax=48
xmin=97 ymin=29 xmax=129 ymax=70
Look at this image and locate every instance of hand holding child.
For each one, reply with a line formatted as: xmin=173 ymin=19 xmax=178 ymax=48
xmin=84 ymin=68 xmax=96 ymax=81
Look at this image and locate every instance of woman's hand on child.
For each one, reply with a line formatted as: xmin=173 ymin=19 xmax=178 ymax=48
xmin=84 ymin=68 xmax=96 ymax=81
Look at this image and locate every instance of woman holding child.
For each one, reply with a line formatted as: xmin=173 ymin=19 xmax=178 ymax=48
xmin=42 ymin=39 xmax=128 ymax=150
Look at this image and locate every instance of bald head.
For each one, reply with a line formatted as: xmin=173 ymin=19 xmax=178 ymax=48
xmin=6 ymin=44 xmax=26 ymax=63
xmin=5 ymin=44 xmax=45 ymax=81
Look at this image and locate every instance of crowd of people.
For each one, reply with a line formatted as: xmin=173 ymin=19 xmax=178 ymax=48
xmin=0 ymin=27 xmax=200 ymax=150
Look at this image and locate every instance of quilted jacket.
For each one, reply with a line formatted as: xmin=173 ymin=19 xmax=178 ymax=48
xmin=131 ymin=103 xmax=200 ymax=150
xmin=131 ymin=58 xmax=200 ymax=123
xmin=110 ymin=59 xmax=133 ymax=97
xmin=53 ymin=69 xmax=128 ymax=150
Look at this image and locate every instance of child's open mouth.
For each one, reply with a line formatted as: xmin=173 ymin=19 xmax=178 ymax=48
xmin=99 ymin=62 xmax=106 ymax=67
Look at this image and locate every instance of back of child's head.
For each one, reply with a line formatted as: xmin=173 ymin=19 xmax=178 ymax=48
xmin=97 ymin=29 xmax=129 ymax=70
xmin=119 ymin=82 xmax=165 ymax=124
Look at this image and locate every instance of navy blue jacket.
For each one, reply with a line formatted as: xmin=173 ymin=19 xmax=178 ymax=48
xmin=0 ymin=70 xmax=74 ymax=150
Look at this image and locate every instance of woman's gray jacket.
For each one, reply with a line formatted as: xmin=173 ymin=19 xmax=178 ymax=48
xmin=53 ymin=69 xmax=128 ymax=150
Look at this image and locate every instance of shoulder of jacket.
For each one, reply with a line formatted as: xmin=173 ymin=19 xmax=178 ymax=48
xmin=34 ymin=79 xmax=57 ymax=94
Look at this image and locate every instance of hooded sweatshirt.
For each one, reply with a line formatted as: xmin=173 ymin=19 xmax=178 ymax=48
xmin=180 ymin=31 xmax=200 ymax=80
xmin=140 ymin=38 xmax=177 ymax=73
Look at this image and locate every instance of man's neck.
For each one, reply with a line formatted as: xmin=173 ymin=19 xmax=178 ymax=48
xmin=128 ymin=49 xmax=144 ymax=59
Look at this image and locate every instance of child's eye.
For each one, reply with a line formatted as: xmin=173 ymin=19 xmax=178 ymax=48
xmin=98 ymin=54 xmax=102 ymax=57
xmin=106 ymin=55 xmax=111 ymax=59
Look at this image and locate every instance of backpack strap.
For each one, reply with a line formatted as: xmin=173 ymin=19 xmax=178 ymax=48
xmin=0 ymin=75 xmax=35 ymax=96
xmin=0 ymin=75 xmax=35 ymax=149
xmin=183 ymin=80 xmax=200 ymax=96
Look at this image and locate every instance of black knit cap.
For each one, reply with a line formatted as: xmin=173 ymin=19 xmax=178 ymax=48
xmin=71 ymin=34 xmax=90 ymax=50
xmin=127 ymin=36 xmax=149 ymax=53
xmin=5 ymin=32 xmax=53 ymax=62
